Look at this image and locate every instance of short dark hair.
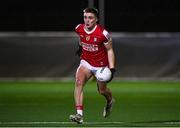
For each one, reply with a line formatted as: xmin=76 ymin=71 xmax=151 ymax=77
xmin=83 ymin=7 xmax=98 ymax=18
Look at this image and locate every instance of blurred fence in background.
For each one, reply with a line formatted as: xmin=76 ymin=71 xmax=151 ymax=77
xmin=0 ymin=32 xmax=179 ymax=81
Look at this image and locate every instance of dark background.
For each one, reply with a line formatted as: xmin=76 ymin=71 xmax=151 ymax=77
xmin=0 ymin=0 xmax=180 ymax=32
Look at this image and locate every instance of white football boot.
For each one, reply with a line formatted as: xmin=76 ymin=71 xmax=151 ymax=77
xmin=103 ymin=98 xmax=115 ymax=118
xmin=69 ymin=114 xmax=83 ymax=124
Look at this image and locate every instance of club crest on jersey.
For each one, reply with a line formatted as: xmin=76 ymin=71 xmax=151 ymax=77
xmin=85 ymin=35 xmax=90 ymax=41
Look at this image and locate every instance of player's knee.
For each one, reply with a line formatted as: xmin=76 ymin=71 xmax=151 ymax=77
xmin=76 ymin=79 xmax=83 ymax=87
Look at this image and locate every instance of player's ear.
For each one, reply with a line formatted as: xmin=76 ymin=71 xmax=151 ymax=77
xmin=96 ymin=18 xmax=98 ymax=22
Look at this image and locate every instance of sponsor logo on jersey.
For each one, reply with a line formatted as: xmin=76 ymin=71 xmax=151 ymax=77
xmin=82 ymin=42 xmax=98 ymax=52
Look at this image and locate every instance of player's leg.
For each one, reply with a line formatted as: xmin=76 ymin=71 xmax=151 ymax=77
xmin=97 ymin=81 xmax=114 ymax=118
xmin=70 ymin=65 xmax=92 ymax=124
xmin=75 ymin=65 xmax=92 ymax=115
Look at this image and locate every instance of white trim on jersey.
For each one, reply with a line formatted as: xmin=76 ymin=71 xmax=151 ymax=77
xmin=84 ymin=25 xmax=97 ymax=34
xmin=104 ymin=38 xmax=112 ymax=45
xmin=103 ymin=30 xmax=111 ymax=45
xmin=75 ymin=24 xmax=81 ymax=30
xmin=103 ymin=30 xmax=110 ymax=40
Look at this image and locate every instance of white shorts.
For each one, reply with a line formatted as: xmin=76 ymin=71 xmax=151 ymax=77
xmin=79 ymin=59 xmax=107 ymax=75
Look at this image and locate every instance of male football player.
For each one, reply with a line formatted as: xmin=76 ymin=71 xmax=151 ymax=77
xmin=69 ymin=7 xmax=116 ymax=124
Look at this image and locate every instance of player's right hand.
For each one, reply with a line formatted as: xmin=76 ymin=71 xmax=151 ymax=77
xmin=76 ymin=45 xmax=82 ymax=57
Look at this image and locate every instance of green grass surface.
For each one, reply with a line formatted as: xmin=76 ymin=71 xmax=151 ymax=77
xmin=0 ymin=80 xmax=180 ymax=127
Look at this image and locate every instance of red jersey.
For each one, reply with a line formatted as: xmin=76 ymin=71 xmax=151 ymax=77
xmin=75 ymin=24 xmax=111 ymax=67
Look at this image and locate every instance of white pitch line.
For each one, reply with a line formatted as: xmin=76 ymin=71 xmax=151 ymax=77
xmin=163 ymin=122 xmax=180 ymax=125
xmin=0 ymin=121 xmax=124 ymax=125
xmin=1 ymin=121 xmax=180 ymax=126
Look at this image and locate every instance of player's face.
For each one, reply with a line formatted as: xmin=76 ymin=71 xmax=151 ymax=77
xmin=84 ymin=12 xmax=97 ymax=31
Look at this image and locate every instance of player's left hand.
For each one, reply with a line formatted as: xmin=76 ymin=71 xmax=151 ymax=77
xmin=107 ymin=68 xmax=116 ymax=83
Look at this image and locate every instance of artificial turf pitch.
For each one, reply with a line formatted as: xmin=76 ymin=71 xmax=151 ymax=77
xmin=0 ymin=80 xmax=180 ymax=127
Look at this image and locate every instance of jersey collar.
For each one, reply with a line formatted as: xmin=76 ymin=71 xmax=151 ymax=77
xmin=84 ymin=25 xmax=97 ymax=34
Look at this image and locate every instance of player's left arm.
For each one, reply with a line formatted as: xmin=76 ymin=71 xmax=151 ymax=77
xmin=104 ymin=38 xmax=116 ymax=82
xmin=104 ymin=38 xmax=115 ymax=69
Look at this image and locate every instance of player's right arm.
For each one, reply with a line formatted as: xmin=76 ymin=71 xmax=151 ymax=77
xmin=75 ymin=24 xmax=83 ymax=56
xmin=76 ymin=37 xmax=83 ymax=56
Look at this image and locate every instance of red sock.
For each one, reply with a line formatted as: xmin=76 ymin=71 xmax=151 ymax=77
xmin=76 ymin=105 xmax=83 ymax=116
xmin=76 ymin=105 xmax=83 ymax=110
